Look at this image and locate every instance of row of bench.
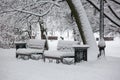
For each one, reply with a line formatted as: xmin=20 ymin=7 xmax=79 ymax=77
xmin=15 ymin=39 xmax=87 ymax=64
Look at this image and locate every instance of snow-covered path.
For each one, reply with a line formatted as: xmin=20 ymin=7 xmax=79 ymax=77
xmin=0 ymin=37 xmax=120 ymax=80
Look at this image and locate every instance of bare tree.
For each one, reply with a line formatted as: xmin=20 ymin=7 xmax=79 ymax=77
xmin=0 ymin=0 xmax=60 ymax=49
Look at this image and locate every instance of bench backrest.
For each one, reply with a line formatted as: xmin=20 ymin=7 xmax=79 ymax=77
xmin=27 ymin=39 xmax=45 ymax=50
xmin=57 ymin=40 xmax=80 ymax=52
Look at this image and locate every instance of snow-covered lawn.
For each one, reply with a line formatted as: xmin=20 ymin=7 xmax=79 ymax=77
xmin=0 ymin=37 xmax=120 ymax=80
xmin=106 ymin=37 xmax=120 ymax=57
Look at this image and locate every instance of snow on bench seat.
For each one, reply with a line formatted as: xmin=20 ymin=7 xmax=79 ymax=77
xmin=44 ymin=50 xmax=74 ymax=58
xmin=72 ymin=45 xmax=89 ymax=48
xmin=16 ymin=48 xmax=44 ymax=54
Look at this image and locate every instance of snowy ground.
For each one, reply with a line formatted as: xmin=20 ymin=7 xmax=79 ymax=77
xmin=106 ymin=37 xmax=120 ymax=57
xmin=0 ymin=37 xmax=120 ymax=80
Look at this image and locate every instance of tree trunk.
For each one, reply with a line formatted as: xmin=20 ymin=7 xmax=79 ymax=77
xmin=100 ymin=0 xmax=104 ymax=39
xmin=98 ymin=0 xmax=106 ymax=58
xmin=38 ymin=21 xmax=49 ymax=50
xmin=29 ymin=24 xmax=32 ymax=39
xmin=39 ymin=22 xmax=45 ymax=39
xmin=66 ymin=0 xmax=99 ymax=61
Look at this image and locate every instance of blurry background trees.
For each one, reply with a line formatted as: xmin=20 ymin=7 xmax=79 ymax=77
xmin=0 ymin=0 xmax=120 ymax=48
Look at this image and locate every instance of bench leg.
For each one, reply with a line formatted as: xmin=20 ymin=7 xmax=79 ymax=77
xmin=43 ymin=56 xmax=46 ymax=62
xmin=16 ymin=54 xmax=22 ymax=59
xmin=48 ymin=59 xmax=53 ymax=63
xmin=56 ymin=59 xmax=60 ymax=64
xmin=61 ymin=57 xmax=63 ymax=63
xmin=16 ymin=54 xmax=19 ymax=58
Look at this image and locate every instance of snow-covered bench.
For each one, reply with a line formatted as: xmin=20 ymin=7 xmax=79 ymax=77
xmin=16 ymin=39 xmax=45 ymax=60
xmin=43 ymin=40 xmax=80 ymax=63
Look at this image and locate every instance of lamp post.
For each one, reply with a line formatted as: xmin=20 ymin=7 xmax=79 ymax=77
xmin=98 ymin=0 xmax=106 ymax=58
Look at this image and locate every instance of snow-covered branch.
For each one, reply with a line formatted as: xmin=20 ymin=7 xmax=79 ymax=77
xmin=38 ymin=0 xmax=60 ymax=7
xmin=0 ymin=10 xmax=16 ymax=14
xmin=15 ymin=4 xmax=54 ymax=17
xmin=0 ymin=0 xmax=60 ymax=16
xmin=23 ymin=0 xmax=60 ymax=9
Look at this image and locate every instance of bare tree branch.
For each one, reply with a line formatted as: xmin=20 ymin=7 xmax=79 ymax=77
xmin=14 ymin=4 xmax=54 ymax=17
xmin=86 ymin=0 xmax=120 ymax=28
xmin=0 ymin=10 xmax=16 ymax=14
xmin=105 ymin=0 xmax=120 ymax=21
xmin=110 ymin=0 xmax=120 ymax=5
xmin=23 ymin=0 xmax=60 ymax=9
